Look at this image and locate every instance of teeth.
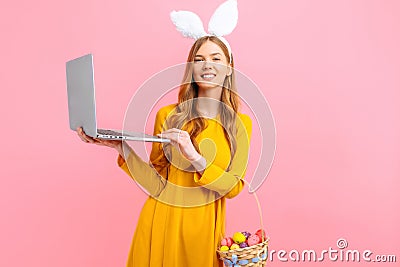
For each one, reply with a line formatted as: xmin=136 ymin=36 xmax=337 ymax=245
xmin=202 ymin=74 xmax=215 ymax=78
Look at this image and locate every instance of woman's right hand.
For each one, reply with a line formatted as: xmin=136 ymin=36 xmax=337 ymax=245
xmin=76 ymin=127 xmax=124 ymax=155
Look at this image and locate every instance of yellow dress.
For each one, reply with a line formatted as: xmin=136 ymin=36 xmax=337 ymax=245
xmin=117 ymin=103 xmax=252 ymax=267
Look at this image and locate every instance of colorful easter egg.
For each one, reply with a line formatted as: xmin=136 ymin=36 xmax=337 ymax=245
xmin=255 ymin=229 xmax=267 ymax=241
xmin=241 ymin=231 xmax=251 ymax=239
xmin=221 ymin=237 xmax=234 ymax=247
xmin=220 ymin=245 xmax=229 ymax=251
xmin=230 ymin=243 xmax=240 ymax=250
xmin=247 ymin=234 xmax=261 ymax=246
xmin=232 ymin=232 xmax=246 ymax=244
xmin=239 ymin=242 xmax=249 ymax=248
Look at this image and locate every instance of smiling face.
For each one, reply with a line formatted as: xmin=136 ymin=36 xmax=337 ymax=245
xmin=192 ymin=40 xmax=232 ymax=91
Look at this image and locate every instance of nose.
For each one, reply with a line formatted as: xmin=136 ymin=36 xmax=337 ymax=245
xmin=202 ymin=59 xmax=213 ymax=70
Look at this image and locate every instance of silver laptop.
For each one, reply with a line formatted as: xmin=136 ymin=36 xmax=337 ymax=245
xmin=66 ymin=54 xmax=170 ymax=143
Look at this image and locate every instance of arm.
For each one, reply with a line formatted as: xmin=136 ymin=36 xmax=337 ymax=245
xmin=192 ymin=114 xmax=252 ymax=199
xmin=117 ymin=108 xmax=170 ymax=196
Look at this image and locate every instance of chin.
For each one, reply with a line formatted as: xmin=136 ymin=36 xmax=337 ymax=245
xmin=196 ymin=81 xmax=222 ymax=90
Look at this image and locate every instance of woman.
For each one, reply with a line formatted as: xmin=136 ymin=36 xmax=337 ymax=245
xmin=77 ymin=35 xmax=252 ymax=267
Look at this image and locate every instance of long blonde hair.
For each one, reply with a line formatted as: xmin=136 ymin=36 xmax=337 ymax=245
xmin=162 ymin=36 xmax=240 ymax=172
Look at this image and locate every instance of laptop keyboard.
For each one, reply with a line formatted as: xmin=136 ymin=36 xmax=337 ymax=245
xmin=98 ymin=129 xmax=163 ymax=140
xmin=97 ymin=129 xmax=122 ymax=136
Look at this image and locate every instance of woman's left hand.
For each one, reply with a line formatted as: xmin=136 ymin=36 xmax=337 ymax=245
xmin=157 ymin=128 xmax=201 ymax=162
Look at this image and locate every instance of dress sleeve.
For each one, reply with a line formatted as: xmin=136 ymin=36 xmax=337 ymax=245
xmin=117 ymin=107 xmax=170 ymax=197
xmin=193 ymin=114 xmax=252 ymax=199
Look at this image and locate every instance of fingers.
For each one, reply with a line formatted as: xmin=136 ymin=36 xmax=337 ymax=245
xmin=76 ymin=127 xmax=123 ymax=150
xmin=157 ymin=128 xmax=190 ymax=145
xmin=157 ymin=128 xmax=200 ymax=161
xmin=158 ymin=128 xmax=189 ymax=138
xmin=76 ymin=127 xmax=97 ymax=144
xmin=76 ymin=127 xmax=89 ymax=143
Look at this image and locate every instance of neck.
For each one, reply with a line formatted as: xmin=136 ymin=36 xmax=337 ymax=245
xmin=196 ymin=86 xmax=223 ymax=118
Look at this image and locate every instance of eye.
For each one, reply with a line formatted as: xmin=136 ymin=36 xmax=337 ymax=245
xmin=213 ymin=58 xmax=221 ymax=61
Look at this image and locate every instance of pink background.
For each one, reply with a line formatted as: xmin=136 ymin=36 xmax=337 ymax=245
xmin=1 ymin=0 xmax=399 ymax=266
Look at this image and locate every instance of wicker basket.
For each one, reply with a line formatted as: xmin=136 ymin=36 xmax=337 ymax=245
xmin=216 ymin=181 xmax=269 ymax=266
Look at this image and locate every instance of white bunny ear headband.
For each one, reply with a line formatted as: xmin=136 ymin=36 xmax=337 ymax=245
xmin=170 ymin=0 xmax=238 ymax=64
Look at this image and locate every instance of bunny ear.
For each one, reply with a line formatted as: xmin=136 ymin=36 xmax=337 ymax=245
xmin=208 ymin=0 xmax=238 ymax=37
xmin=170 ymin=10 xmax=207 ymax=39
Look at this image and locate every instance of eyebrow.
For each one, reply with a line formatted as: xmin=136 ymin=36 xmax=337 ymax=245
xmin=195 ymin=52 xmax=222 ymax=57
